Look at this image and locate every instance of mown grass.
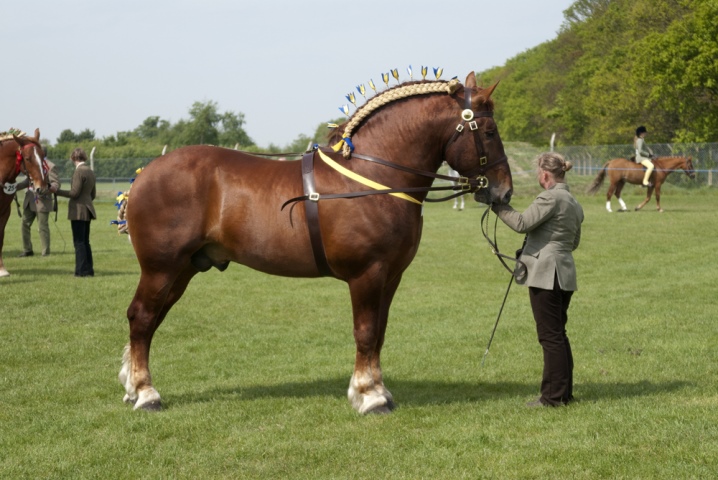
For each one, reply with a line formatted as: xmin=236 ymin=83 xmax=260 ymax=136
xmin=1 ymin=182 xmax=717 ymax=479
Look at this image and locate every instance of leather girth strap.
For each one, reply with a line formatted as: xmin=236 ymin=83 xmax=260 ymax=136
xmin=301 ymin=151 xmax=333 ymax=277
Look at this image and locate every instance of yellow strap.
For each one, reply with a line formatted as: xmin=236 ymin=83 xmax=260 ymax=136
xmin=317 ymin=149 xmax=422 ymax=205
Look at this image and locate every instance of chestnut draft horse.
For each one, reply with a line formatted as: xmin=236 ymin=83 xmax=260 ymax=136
xmin=0 ymin=128 xmax=49 ymax=277
xmin=587 ymin=156 xmax=695 ymax=213
xmin=119 ymin=72 xmax=513 ymax=414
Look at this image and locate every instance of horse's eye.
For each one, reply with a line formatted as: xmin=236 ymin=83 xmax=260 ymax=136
xmin=485 ymin=130 xmax=496 ymax=138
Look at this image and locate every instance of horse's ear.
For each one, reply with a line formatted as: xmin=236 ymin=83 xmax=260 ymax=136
xmin=464 ymin=72 xmax=477 ymax=89
xmin=483 ymin=81 xmax=500 ymax=99
xmin=33 ymin=128 xmax=40 ymax=141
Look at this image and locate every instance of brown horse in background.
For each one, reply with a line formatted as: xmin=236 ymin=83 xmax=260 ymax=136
xmin=587 ymin=156 xmax=695 ymax=212
xmin=0 ymin=128 xmax=49 ymax=277
xmin=119 ymin=72 xmax=513 ymax=414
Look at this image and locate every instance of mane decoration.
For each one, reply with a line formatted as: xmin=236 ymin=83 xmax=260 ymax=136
xmin=332 ymin=66 xmax=457 ymax=158
xmin=110 ymin=167 xmax=144 ymax=235
xmin=0 ymin=128 xmax=26 ymax=142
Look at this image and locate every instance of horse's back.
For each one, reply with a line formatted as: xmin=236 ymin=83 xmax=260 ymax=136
xmin=127 ymin=146 xmax=316 ymax=275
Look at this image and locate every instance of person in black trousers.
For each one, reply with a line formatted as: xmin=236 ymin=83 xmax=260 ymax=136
xmin=492 ymin=152 xmax=584 ymax=407
xmin=56 ymin=147 xmax=96 ymax=277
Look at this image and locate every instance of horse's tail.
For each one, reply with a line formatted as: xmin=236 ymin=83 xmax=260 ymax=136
xmin=587 ymin=162 xmax=609 ymax=195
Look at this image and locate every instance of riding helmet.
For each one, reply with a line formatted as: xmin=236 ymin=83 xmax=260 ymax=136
xmin=636 ymin=126 xmax=647 ymax=136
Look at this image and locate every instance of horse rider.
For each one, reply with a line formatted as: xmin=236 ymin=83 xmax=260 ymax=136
xmin=634 ymin=126 xmax=654 ymax=187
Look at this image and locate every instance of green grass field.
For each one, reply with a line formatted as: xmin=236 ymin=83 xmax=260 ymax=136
xmin=1 ymin=181 xmax=716 ymax=479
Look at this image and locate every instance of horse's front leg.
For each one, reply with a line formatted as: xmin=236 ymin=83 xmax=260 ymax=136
xmin=655 ymin=185 xmax=664 ymax=212
xmin=634 ymin=186 xmax=654 ymax=211
xmin=347 ymin=271 xmax=401 ymax=414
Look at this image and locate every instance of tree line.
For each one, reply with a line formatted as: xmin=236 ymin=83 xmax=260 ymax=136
xmin=45 ymin=101 xmax=340 ymax=177
xmin=478 ymin=0 xmax=717 ymax=147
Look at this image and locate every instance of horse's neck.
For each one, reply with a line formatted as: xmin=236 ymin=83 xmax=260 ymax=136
xmin=655 ymin=157 xmax=682 ymax=170
xmin=351 ymin=97 xmax=450 ymax=175
xmin=0 ymin=143 xmax=17 ymax=184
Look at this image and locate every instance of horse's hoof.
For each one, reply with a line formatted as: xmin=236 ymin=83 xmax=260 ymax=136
xmin=122 ymin=394 xmax=137 ymax=405
xmin=0 ymin=269 xmax=10 ymax=278
xmin=366 ymin=404 xmax=394 ymax=415
xmin=137 ymin=400 xmax=162 ymax=412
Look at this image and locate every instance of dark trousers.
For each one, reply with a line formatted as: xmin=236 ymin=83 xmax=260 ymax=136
xmin=71 ymin=220 xmax=94 ymax=276
xmin=528 ymin=274 xmax=574 ymax=406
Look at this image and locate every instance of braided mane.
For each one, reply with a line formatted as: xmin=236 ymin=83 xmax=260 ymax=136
xmin=0 ymin=128 xmax=26 ymax=142
xmin=331 ymin=78 xmax=461 ymax=157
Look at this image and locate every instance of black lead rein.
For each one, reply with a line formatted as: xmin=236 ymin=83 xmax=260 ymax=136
xmin=479 ymin=205 xmax=527 ymax=367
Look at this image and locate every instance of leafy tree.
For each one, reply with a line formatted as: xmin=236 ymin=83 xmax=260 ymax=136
xmin=218 ymin=111 xmax=254 ymax=147
xmin=57 ymin=129 xmax=78 ymax=144
xmin=479 ymin=0 xmax=716 ymax=145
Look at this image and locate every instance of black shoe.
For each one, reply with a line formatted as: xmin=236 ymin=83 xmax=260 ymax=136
xmin=526 ymin=398 xmax=547 ymax=408
xmin=17 ymin=251 xmax=34 ymax=257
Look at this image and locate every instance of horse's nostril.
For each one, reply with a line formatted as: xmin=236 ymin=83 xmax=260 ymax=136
xmin=503 ymin=191 xmax=512 ymax=204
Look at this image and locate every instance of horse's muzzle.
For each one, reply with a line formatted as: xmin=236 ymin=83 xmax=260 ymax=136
xmin=475 ymin=188 xmax=512 ymax=205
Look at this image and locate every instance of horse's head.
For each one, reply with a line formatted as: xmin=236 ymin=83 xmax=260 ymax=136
xmin=13 ymin=129 xmax=49 ymax=194
xmin=683 ymin=156 xmax=696 ymax=179
xmin=444 ymin=72 xmax=513 ymax=205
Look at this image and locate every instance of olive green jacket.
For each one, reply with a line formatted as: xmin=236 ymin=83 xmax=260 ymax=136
xmin=57 ymin=162 xmax=96 ymax=221
xmin=492 ymin=183 xmax=584 ymax=291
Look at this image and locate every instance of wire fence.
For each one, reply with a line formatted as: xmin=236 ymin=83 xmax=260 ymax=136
xmin=503 ymin=142 xmax=717 ymax=188
xmin=56 ymin=142 xmax=718 ymax=192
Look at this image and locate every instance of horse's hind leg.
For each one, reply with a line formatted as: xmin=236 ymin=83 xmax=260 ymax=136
xmin=615 ymin=183 xmax=628 ymax=211
xmin=605 ymin=183 xmax=617 ymax=212
xmin=347 ymin=271 xmax=401 ymax=414
xmin=120 ymin=265 xmax=198 ymax=410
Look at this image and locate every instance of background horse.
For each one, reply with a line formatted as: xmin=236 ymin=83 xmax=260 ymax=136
xmin=587 ymin=156 xmax=695 ymax=212
xmin=0 ymin=129 xmax=49 ymax=277
xmin=119 ymin=72 xmax=513 ymax=414
xmin=446 ymin=164 xmax=466 ymax=211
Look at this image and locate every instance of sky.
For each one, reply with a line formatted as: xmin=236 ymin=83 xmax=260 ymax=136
xmin=5 ymin=0 xmax=575 ymax=149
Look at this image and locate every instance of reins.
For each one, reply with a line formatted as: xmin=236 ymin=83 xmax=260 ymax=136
xmin=479 ymin=205 xmax=527 ymax=367
xmin=280 ymin=147 xmax=500 ymax=210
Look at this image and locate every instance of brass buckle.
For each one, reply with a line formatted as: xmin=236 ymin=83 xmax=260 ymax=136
xmin=308 ymin=192 xmax=320 ymax=202
xmin=469 ymin=121 xmax=478 ymax=131
xmin=455 ymin=123 xmax=464 ymax=133
xmin=475 ymin=175 xmax=489 ymax=189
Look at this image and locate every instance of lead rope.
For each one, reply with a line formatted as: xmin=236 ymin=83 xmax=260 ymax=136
xmin=479 ymin=206 xmax=526 ymax=367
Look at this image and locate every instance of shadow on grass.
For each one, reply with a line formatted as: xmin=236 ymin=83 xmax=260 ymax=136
xmin=0 ymin=267 xmax=130 ymax=279
xmin=165 ymin=377 xmax=691 ymax=410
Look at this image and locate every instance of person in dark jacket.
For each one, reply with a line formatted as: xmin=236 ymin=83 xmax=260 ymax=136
xmin=56 ymin=147 xmax=96 ymax=277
